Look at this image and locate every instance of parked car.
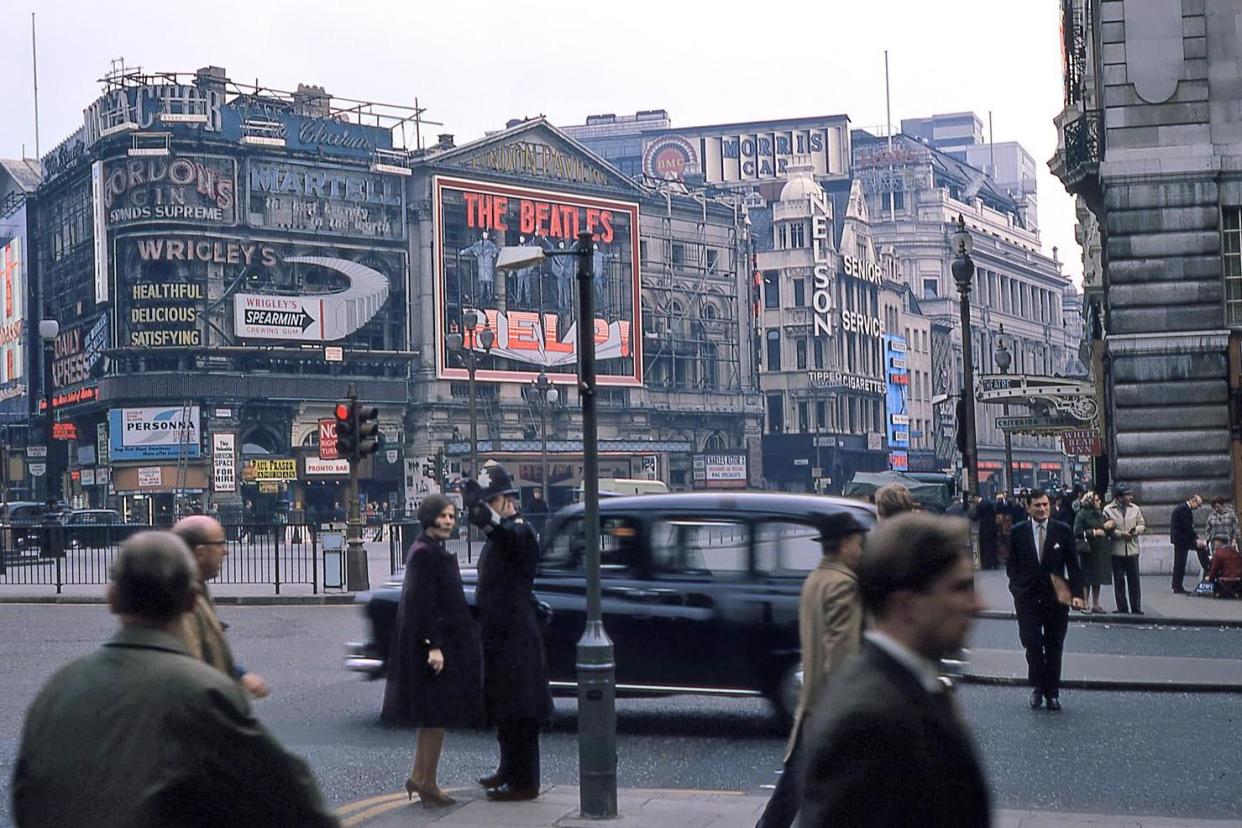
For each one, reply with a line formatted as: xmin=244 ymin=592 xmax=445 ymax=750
xmin=1 ymin=502 xmax=66 ymax=555
xmin=59 ymin=509 xmax=140 ymax=547
xmin=346 ymin=492 xmax=877 ymax=724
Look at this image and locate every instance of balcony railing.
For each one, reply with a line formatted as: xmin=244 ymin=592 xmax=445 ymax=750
xmin=1062 ymin=110 xmax=1103 ymax=186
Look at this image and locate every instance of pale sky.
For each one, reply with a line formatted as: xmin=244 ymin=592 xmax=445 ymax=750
xmin=1 ymin=0 xmax=1080 ymax=284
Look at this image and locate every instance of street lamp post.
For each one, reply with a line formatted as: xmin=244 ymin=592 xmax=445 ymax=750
xmin=497 ymin=232 xmax=616 ymax=818
xmin=37 ymin=316 xmax=59 ymax=509
xmin=531 ymin=370 xmax=559 ymax=530
xmin=446 ymin=310 xmax=494 ymax=563
xmin=951 ymin=215 xmax=979 ymax=501
xmin=994 ymin=324 xmax=1016 ymax=495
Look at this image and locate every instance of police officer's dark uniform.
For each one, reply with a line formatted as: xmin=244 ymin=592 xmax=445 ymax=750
xmin=466 ymin=463 xmax=552 ymax=802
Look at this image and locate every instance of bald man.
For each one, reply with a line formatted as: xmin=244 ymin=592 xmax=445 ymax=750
xmin=173 ymin=515 xmax=270 ymax=698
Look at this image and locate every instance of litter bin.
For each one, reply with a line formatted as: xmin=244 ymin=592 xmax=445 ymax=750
xmin=322 ymin=532 xmax=345 ymax=590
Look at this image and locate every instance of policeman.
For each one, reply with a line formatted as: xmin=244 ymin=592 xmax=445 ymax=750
xmin=464 ymin=462 xmax=552 ymax=802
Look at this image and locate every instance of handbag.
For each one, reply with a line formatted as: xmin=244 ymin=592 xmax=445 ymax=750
xmin=1194 ymin=579 xmax=1216 ymax=597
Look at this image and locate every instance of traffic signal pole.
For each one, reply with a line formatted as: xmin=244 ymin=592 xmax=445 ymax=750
xmin=341 ymin=383 xmax=369 ymax=591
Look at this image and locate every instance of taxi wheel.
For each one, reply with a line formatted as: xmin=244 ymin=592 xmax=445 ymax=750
xmin=767 ymin=661 xmax=801 ymax=730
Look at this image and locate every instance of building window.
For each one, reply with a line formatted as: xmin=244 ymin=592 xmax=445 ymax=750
xmin=764 ymin=271 xmax=780 ymax=309
xmin=1226 ymin=208 xmax=1242 ymax=325
xmin=767 ymin=394 xmax=785 ymax=433
xmin=706 ymin=248 xmax=720 ymax=272
xmin=922 ymin=278 xmax=938 ymax=299
xmin=789 ymin=222 xmax=806 ymax=248
xmin=796 ymin=339 xmax=808 ymax=370
xmin=793 ymin=278 xmax=806 ymax=307
xmin=797 ymin=401 xmax=809 ymax=433
xmin=813 ymin=338 xmax=825 ymax=369
xmin=766 ymin=330 xmax=782 ymax=371
xmin=815 ymin=400 xmax=827 ymax=430
xmin=672 ymin=243 xmax=686 ymax=266
xmin=881 ymin=191 xmax=905 ymax=212
xmin=777 ymin=224 xmax=788 ymax=249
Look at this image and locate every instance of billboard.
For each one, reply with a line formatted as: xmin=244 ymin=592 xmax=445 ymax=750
xmin=247 ymin=158 xmax=404 ymax=241
xmin=0 ymin=237 xmax=24 ymax=388
xmin=101 ymin=154 xmax=237 ymax=228
xmin=113 ymin=233 xmax=406 ymax=348
xmin=692 ymin=453 xmax=748 ymax=490
xmin=433 ymin=176 xmax=641 ymax=386
xmin=213 ymin=433 xmax=236 ymax=492
xmin=109 ymin=406 xmax=202 ymax=461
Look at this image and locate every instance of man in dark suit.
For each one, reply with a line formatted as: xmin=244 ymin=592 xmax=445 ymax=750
xmin=1170 ymin=494 xmax=1205 ymax=594
xmin=1006 ymin=489 xmax=1084 ymax=712
xmin=798 ymin=513 xmax=990 ymax=828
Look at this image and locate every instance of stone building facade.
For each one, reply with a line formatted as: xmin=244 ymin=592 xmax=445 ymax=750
xmin=855 ymin=131 xmax=1079 ymax=494
xmin=1051 ymin=0 xmax=1242 ymax=551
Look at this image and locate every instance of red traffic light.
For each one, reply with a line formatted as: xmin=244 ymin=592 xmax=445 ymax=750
xmin=334 ymin=403 xmax=351 ymax=421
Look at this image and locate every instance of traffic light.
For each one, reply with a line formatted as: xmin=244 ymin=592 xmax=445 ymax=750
xmin=356 ymin=405 xmax=380 ymax=459
xmin=335 ymin=401 xmax=357 ymax=459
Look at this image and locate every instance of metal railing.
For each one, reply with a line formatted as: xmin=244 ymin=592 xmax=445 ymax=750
xmin=0 ymin=523 xmax=320 ymax=594
xmin=1063 ymin=110 xmax=1103 ymax=182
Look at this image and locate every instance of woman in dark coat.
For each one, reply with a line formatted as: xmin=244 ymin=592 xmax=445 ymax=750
xmin=381 ymin=494 xmax=482 ymax=806
xmin=1073 ymin=491 xmax=1114 ymax=613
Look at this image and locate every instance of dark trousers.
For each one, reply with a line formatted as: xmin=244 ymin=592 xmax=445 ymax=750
xmin=1172 ymin=544 xmax=1211 ymax=592
xmin=979 ymin=536 xmax=1000 ymax=570
xmin=1016 ymin=602 xmax=1069 ymax=698
xmin=755 ymin=728 xmax=802 ymax=828
xmin=1112 ymin=555 xmax=1142 ymax=612
xmin=495 ymin=718 xmax=540 ymax=790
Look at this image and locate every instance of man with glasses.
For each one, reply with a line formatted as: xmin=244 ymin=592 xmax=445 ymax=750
xmin=172 ymin=515 xmax=270 ymax=698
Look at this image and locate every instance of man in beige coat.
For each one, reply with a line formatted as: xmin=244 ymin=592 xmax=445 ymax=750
xmin=1102 ymin=483 xmax=1146 ymax=614
xmin=755 ymin=511 xmax=869 ymax=828
xmin=172 ymin=515 xmax=270 ymax=697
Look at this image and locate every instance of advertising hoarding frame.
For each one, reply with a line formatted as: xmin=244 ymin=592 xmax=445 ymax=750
xmin=432 ymin=175 xmax=642 ymax=388
xmin=108 ymin=406 xmax=202 ymax=461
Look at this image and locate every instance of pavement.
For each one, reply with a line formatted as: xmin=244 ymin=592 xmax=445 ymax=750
xmin=337 ymin=785 xmax=1242 ymax=827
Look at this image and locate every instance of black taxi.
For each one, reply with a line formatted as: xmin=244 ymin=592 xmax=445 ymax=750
xmin=346 ymin=492 xmax=877 ymax=724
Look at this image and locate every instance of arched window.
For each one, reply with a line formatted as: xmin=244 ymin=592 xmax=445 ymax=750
xmin=766 ymin=330 xmax=782 ymax=371
xmin=241 ymin=428 xmax=280 ymax=457
xmin=704 ymin=432 xmax=727 ymax=451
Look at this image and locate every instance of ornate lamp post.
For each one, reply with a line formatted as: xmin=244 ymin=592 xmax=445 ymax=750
xmin=951 ymin=215 xmax=979 ymax=501
xmin=530 ymin=370 xmax=560 ymax=521
xmin=994 ymin=324 xmax=1016 ymax=495
xmin=446 ymin=309 xmax=494 ymax=562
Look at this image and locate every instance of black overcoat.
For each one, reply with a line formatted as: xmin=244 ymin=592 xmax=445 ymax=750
xmin=381 ymin=532 xmax=484 ymax=728
xmin=475 ymin=515 xmax=553 ymax=723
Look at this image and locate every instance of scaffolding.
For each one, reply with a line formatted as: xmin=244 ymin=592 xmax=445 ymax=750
xmin=93 ymin=64 xmax=439 ymax=151
xmin=639 ymin=185 xmax=748 ymax=401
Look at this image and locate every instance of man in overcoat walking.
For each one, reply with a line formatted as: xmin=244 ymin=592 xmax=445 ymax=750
xmin=797 ymin=514 xmax=990 ymax=827
xmin=755 ymin=512 xmax=868 ymax=828
xmin=172 ymin=515 xmax=270 ymax=697
xmin=12 ymin=532 xmax=337 ymax=827
xmin=1006 ymin=489 xmax=1083 ymax=711
xmin=465 ymin=462 xmax=553 ymax=802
